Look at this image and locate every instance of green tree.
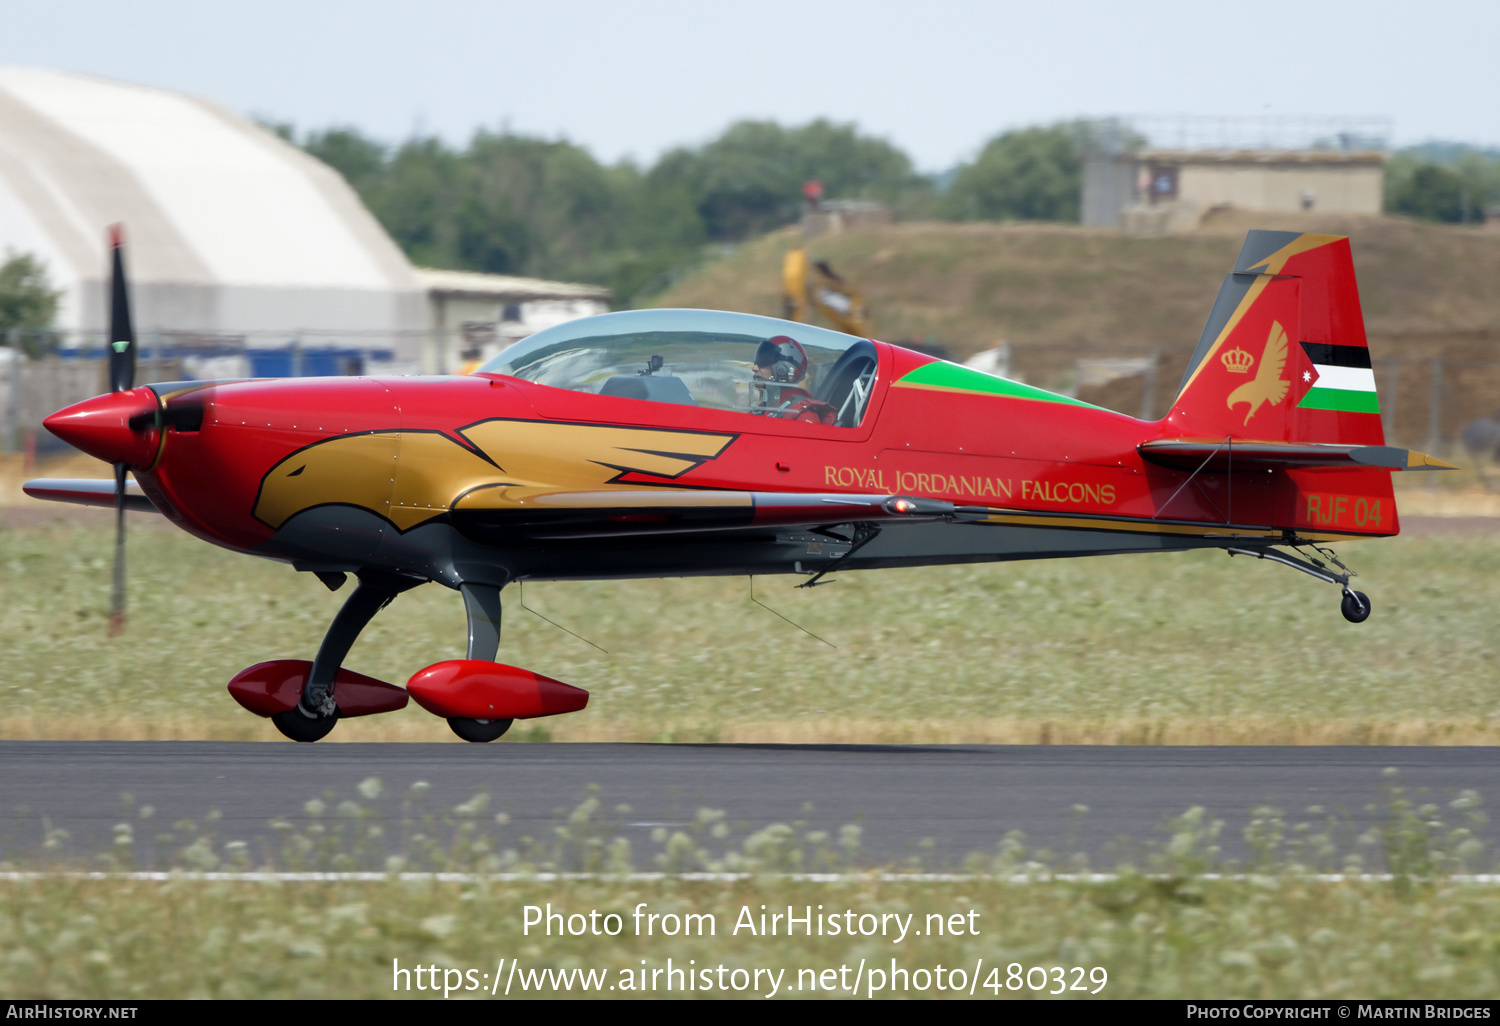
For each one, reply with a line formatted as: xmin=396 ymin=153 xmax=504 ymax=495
xmin=1385 ymin=147 xmax=1496 ymax=224
xmin=368 ymin=137 xmax=482 ymax=270
xmin=0 ymin=251 xmax=60 ymax=336
xmin=253 ymin=116 xmax=297 ymax=143
xmin=300 ymin=127 xmax=710 ymax=302
xmin=291 ymin=117 xmax=929 ymax=303
xmin=303 ymin=127 xmax=387 ymax=193
xmin=1386 ymin=162 xmax=1474 ymax=223
xmin=652 ymin=119 xmax=926 ymax=241
xmin=463 ymin=132 xmax=619 ymax=278
xmin=941 ymin=123 xmax=1086 ymax=223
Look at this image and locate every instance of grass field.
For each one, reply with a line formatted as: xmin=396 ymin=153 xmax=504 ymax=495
xmin=2 ymin=511 xmax=1498 ymax=745
xmin=4 ymin=494 xmax=1498 ymax=1000
xmin=2 ymin=779 xmax=1495 ymax=999
xmin=6 ymin=874 xmax=1500 ymax=999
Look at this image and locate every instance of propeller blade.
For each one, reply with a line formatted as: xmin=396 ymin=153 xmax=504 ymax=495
xmin=110 ymin=461 xmax=127 ymax=636
xmin=160 ymin=389 xmax=207 ymax=431
xmin=107 ymin=224 xmax=135 ymax=635
xmin=108 ymin=224 xmax=135 ymax=393
xmin=125 ymin=392 xmax=206 ymax=434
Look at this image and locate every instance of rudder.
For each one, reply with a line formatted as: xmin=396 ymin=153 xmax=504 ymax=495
xmin=1164 ymin=230 xmax=1383 ymax=447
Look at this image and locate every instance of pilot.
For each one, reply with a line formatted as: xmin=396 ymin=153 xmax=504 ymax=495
xmin=751 ymin=336 xmax=835 ymax=424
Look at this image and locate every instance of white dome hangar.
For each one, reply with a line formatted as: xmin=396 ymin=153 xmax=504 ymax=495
xmin=0 ymin=68 xmax=426 ymax=341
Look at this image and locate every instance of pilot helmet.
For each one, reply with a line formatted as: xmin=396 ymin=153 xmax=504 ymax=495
xmin=754 ymin=336 xmax=808 ymax=384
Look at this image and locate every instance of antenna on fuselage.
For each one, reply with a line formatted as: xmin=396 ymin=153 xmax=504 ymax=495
xmin=515 ymin=581 xmax=609 ymax=653
xmin=748 ymin=576 xmax=836 ymax=649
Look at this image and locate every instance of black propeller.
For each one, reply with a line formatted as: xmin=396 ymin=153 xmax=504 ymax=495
xmin=126 ymin=391 xmax=206 ymax=434
xmin=108 ymin=224 xmax=134 ymax=636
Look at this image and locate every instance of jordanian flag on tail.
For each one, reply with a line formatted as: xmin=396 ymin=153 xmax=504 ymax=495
xmin=1297 ymin=343 xmax=1379 ymax=414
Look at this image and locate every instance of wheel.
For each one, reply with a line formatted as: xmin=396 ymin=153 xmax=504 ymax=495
xmin=271 ymin=706 xmax=339 ymax=742
xmin=447 ymin=717 xmax=513 ymax=743
xmin=1340 ymin=589 xmax=1372 ymax=624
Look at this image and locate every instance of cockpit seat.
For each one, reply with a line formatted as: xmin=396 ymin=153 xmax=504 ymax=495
xmin=815 ymin=339 xmax=878 ymax=427
xmin=598 ymin=375 xmax=697 ymax=405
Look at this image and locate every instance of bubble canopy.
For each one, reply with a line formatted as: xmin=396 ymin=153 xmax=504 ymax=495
xmin=477 ymin=309 xmax=879 ymax=427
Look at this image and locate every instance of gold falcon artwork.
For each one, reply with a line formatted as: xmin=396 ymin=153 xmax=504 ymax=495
xmin=1227 ymin=321 xmax=1290 ymax=425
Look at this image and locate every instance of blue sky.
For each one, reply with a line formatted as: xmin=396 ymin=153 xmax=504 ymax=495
xmin=2 ymin=0 xmax=1495 ymax=170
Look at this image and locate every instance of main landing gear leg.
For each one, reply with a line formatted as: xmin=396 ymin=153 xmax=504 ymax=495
xmin=1227 ymin=543 xmax=1371 ymax=624
xmin=447 ymin=582 xmax=513 ymax=743
xmin=462 ymin=582 xmax=503 ymax=661
xmin=272 ymin=571 xmax=423 ymax=742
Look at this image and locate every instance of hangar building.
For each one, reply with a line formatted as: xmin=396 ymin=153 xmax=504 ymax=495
xmin=0 ymin=68 xmax=427 ymax=348
xmin=0 ymin=68 xmax=610 ymax=378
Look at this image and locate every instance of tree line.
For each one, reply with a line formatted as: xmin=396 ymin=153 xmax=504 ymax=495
xmin=1384 ymin=144 xmax=1500 ymax=225
xmin=274 ymin=119 xmax=1100 ymax=305
xmin=276 ymin=117 xmax=1498 ymax=305
xmin=2 ymin=121 xmax=1496 ymax=331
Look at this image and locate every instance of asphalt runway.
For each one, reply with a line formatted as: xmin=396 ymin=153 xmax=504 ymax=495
xmin=1 ymin=742 xmax=1495 ymax=870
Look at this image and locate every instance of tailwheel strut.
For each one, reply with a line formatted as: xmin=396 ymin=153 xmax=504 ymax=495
xmin=272 ymin=570 xmax=425 ymax=742
xmin=1226 ymin=541 xmax=1371 ymax=624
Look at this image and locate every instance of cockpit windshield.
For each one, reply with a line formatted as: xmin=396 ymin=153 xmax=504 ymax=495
xmin=477 ymin=309 xmax=879 ymax=428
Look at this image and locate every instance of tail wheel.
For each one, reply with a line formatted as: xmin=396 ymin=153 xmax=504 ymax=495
xmin=448 ymin=717 xmax=513 ymax=743
xmin=271 ymin=707 xmax=339 ymax=742
xmin=1340 ymin=589 xmax=1372 ymax=624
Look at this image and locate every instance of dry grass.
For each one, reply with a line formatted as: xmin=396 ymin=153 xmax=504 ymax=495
xmin=653 ymin=215 xmax=1500 ymax=427
xmin=6 ymin=714 xmax=1500 ymax=748
xmin=1394 ymin=482 xmax=1500 ymax=517
xmin=0 ymin=452 xmax=104 ymax=507
xmin=658 ymin=215 xmax=1500 ymax=359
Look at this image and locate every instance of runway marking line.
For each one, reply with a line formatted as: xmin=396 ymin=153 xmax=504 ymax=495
xmin=4 ymin=871 xmax=1500 ymax=884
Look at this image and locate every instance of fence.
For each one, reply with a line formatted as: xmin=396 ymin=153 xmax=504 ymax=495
xmin=1098 ymin=114 xmax=1394 ymax=154
xmin=1061 ymin=350 xmax=1500 ymax=465
xmin=2 ymin=327 xmax=427 ymax=457
xmin=9 ymin=329 xmax=1500 ymax=469
xmin=1380 ymin=358 xmax=1500 ymax=463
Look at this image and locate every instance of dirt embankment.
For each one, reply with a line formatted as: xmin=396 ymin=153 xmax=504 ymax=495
xmin=655 ymin=212 xmax=1500 ymax=432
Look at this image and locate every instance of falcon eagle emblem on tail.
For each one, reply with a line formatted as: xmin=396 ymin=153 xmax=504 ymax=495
xmin=1226 ymin=321 xmax=1290 ymax=425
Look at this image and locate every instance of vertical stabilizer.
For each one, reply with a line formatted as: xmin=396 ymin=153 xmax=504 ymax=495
xmin=1164 ymin=231 xmax=1383 ymax=446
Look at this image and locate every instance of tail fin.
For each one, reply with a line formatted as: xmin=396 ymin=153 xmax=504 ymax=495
xmin=1164 ymin=230 xmax=1383 ymax=446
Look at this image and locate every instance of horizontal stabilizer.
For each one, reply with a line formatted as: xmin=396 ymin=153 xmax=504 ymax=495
xmin=1139 ymin=440 xmax=1456 ymax=472
xmin=22 ymin=477 xmax=161 ymax=513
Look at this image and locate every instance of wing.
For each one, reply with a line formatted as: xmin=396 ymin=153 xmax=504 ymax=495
xmin=447 ymin=488 xmax=952 ymax=539
xmin=22 ymin=478 xmax=160 ymax=514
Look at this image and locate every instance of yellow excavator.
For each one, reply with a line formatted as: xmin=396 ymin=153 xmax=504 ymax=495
xmin=781 ymin=247 xmax=872 ymax=337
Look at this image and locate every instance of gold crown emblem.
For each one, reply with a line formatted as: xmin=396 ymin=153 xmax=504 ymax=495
xmin=1221 ymin=347 xmax=1254 ymax=374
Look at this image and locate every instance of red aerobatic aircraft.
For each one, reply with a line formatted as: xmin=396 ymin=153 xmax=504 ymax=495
xmin=27 ymin=228 xmax=1452 ymax=741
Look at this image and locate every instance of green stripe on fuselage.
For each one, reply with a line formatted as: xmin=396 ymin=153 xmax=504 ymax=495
xmin=1297 ymin=387 xmax=1381 ymax=414
xmin=896 ymin=361 xmax=1102 ymax=409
